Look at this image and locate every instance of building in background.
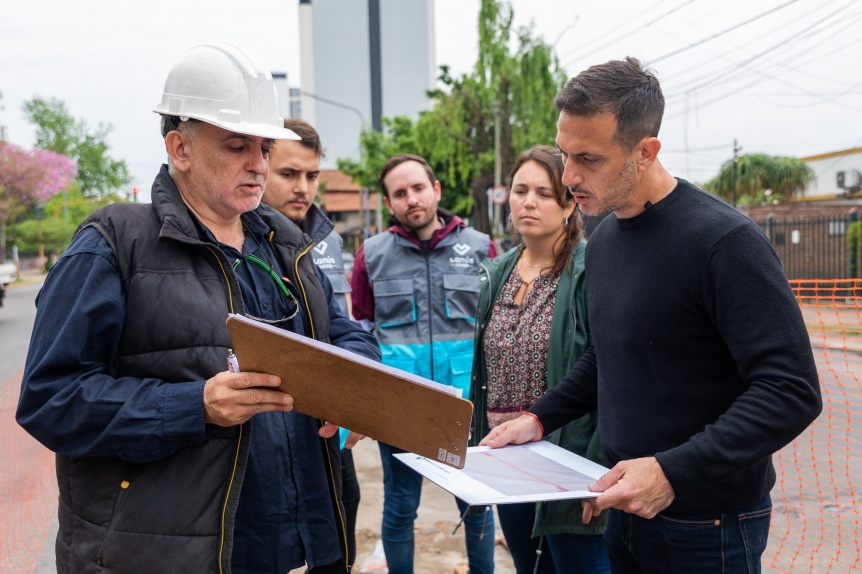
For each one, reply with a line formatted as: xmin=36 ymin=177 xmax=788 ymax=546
xmin=319 ymin=170 xmax=380 ymax=254
xmin=798 ymin=147 xmax=862 ymax=201
xmin=298 ymin=0 xmax=435 ymax=168
xmin=736 ymin=147 xmax=862 ymax=280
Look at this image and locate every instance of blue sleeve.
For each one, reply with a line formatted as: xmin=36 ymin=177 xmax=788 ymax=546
xmin=316 ymin=266 xmax=381 ymax=362
xmin=16 ymin=228 xmax=207 ymax=463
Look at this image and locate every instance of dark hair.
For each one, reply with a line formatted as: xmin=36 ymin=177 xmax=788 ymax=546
xmin=283 ymin=118 xmax=325 ymax=158
xmin=378 ymin=154 xmax=437 ymax=198
xmin=554 ymin=56 xmax=664 ymax=152
xmin=508 ymin=145 xmax=582 ymax=278
xmin=160 ymin=115 xmax=203 ymax=138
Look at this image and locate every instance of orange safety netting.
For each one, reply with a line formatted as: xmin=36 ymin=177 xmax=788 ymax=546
xmin=765 ymin=279 xmax=862 ymax=572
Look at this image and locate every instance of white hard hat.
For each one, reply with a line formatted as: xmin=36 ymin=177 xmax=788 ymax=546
xmin=154 ymin=43 xmax=299 ymax=141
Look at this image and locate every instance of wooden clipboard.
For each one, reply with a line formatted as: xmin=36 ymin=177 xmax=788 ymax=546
xmin=226 ymin=314 xmax=473 ymax=468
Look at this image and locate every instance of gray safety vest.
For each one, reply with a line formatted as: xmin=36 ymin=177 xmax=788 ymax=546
xmin=363 ymin=224 xmax=490 ymax=395
xmin=303 ymin=204 xmax=351 ymax=315
xmin=311 ymin=229 xmax=351 ymax=314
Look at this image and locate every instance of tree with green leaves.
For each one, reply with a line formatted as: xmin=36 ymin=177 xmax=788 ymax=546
xmin=704 ymin=154 xmax=814 ymax=205
xmin=8 ymin=183 xmax=116 ymax=262
xmin=0 ymin=141 xmax=77 ymax=262
xmin=339 ymin=0 xmax=565 ymax=235
xmin=23 ymin=97 xmax=131 ymax=198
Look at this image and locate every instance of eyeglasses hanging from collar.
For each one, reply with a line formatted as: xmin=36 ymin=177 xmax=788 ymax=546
xmin=234 ymin=253 xmax=299 ymax=327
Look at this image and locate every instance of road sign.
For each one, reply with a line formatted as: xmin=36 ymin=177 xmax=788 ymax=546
xmin=491 ymin=185 xmax=508 ymax=205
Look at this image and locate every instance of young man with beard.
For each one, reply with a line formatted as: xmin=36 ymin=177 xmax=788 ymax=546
xmin=481 ymin=57 xmax=821 ymax=573
xmin=263 ymin=119 xmax=353 ymax=316
xmin=350 ymin=154 xmax=498 ymax=574
xmin=261 ymin=118 xmax=362 ymax=571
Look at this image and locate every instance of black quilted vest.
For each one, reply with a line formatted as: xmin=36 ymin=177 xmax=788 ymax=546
xmin=54 ymin=166 xmax=339 ymax=574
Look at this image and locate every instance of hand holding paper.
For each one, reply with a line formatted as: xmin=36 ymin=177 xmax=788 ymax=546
xmin=479 ymin=413 xmax=543 ymax=448
xmin=587 ymin=456 xmax=676 ymax=519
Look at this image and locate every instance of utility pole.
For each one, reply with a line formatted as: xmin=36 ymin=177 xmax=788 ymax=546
xmin=368 ymin=0 xmax=384 ymax=235
xmin=493 ymin=107 xmax=502 ymax=238
xmin=368 ymin=0 xmax=382 ymax=133
xmin=731 ymin=138 xmax=742 ymax=207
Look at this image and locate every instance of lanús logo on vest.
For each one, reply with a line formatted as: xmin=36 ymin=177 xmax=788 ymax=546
xmin=449 ymin=243 xmax=476 ymax=268
xmin=312 ymin=241 xmax=337 ymax=269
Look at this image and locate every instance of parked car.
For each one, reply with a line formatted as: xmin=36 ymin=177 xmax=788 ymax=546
xmin=0 ymin=262 xmax=18 ymax=309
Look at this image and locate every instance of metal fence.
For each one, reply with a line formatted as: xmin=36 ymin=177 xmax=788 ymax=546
xmin=752 ymin=213 xmax=861 ymax=280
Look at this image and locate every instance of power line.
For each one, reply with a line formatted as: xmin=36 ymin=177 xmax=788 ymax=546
xmin=667 ymin=0 xmax=858 ymax=98
xmin=559 ymin=0 xmax=699 ymax=68
xmin=660 ymin=0 xmax=854 ymax=94
xmin=666 ymin=1 xmax=858 ymax=179
xmin=647 ymin=0 xmax=801 ymax=65
xmin=301 ymin=91 xmax=367 ymax=126
xmin=666 ymin=23 xmax=862 ymax=117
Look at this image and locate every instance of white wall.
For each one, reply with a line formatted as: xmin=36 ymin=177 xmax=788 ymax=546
xmin=802 ymin=148 xmax=862 ymax=197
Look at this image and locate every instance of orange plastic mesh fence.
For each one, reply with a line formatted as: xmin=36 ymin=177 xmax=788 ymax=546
xmin=764 ymin=280 xmax=862 ymax=572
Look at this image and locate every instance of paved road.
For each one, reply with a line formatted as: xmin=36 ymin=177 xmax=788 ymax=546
xmin=0 ymin=282 xmax=42 ymax=381
xmin=0 ymin=278 xmax=57 ymax=574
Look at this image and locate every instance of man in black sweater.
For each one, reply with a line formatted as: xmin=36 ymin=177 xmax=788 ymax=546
xmin=481 ymin=57 xmax=822 ymax=573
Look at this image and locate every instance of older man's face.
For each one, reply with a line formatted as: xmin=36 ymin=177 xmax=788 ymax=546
xmin=180 ymin=122 xmax=274 ymax=220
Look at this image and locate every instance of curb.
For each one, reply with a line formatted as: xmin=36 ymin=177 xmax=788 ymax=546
xmin=6 ymin=275 xmax=46 ymax=290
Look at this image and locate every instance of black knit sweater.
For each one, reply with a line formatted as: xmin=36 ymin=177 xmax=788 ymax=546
xmin=530 ymin=179 xmax=821 ymax=516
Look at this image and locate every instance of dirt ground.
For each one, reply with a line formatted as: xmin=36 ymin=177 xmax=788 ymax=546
xmin=292 ymin=438 xmax=516 ymax=574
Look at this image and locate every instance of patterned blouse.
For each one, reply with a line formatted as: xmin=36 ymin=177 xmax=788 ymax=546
xmin=483 ymin=267 xmax=560 ymax=429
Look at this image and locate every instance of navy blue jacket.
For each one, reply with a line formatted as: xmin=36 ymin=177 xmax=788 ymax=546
xmin=17 ymin=166 xmax=380 ymax=574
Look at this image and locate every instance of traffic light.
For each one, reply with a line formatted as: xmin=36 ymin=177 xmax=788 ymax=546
xmin=35 ymin=204 xmax=45 ymax=220
xmin=132 ymin=187 xmax=138 ymax=202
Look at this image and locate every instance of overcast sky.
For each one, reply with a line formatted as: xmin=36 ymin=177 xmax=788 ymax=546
xmin=2 ymin=0 xmax=860 ymax=203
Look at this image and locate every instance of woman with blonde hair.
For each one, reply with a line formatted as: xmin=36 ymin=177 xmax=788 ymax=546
xmin=470 ymin=146 xmax=609 ymax=573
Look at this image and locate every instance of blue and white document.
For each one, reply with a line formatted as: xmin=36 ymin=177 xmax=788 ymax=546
xmin=394 ymin=441 xmax=609 ymax=505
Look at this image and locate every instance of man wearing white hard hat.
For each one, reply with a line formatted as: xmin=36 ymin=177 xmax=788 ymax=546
xmin=17 ymin=44 xmax=380 ymax=574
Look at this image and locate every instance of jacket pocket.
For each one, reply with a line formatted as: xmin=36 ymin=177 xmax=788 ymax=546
xmin=443 ymin=274 xmax=480 ymax=321
xmin=327 ymin=271 xmax=352 ymax=294
xmin=448 ymin=351 xmax=474 ymax=396
xmin=97 ymin=463 xmax=137 ymax=566
xmin=374 ymin=278 xmax=416 ymax=327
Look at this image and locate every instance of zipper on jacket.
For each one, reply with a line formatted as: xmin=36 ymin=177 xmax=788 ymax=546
xmin=219 ymin=424 xmax=244 ymax=574
xmin=425 ymin=252 xmax=434 ymax=380
xmin=292 ymin=243 xmax=317 ymax=339
xmin=96 ymin=477 xmax=132 ymax=566
xmin=320 ymin=426 xmax=351 ymax=573
xmin=473 ymin=262 xmax=495 ymax=442
xmin=207 ymin=246 xmax=244 ymax=574
xmin=280 ymin=237 xmax=350 ymax=570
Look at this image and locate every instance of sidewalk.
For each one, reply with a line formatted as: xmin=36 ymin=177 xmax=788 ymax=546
xmin=346 ymin=438 xmax=514 ymax=574
xmin=6 ymin=268 xmax=47 ymax=289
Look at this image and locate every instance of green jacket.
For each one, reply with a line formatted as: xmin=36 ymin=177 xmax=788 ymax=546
xmin=469 ymin=240 xmax=606 ymax=536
